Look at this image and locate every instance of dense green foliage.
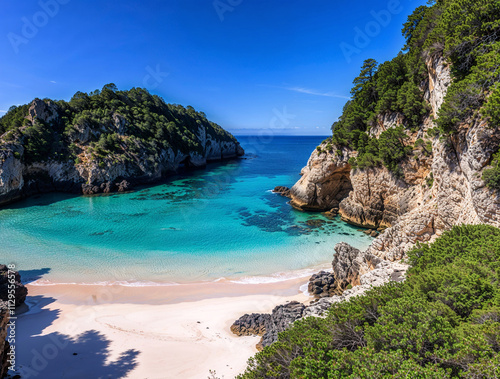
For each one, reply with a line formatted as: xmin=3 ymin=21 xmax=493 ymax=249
xmin=483 ymin=151 xmax=500 ymax=190
xmin=330 ymin=0 xmax=500 ymax=176
xmin=239 ymin=225 xmax=500 ymax=378
xmin=331 ymin=53 xmax=428 ymax=175
xmin=0 ymin=85 xmax=236 ymax=165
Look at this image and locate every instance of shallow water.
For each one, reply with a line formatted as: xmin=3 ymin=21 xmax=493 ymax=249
xmin=0 ymin=136 xmax=373 ymax=284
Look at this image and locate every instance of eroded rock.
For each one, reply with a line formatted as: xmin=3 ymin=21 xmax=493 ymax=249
xmin=0 ymin=265 xmax=27 ymax=307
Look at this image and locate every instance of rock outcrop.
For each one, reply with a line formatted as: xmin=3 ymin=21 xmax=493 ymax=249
xmin=289 ymin=146 xmax=353 ymax=211
xmin=232 ymin=242 xmax=409 ymax=348
xmin=0 ymin=265 xmax=27 ymax=307
xmin=307 ymin=242 xmax=383 ymax=298
xmin=258 ymin=302 xmax=306 ymax=350
xmin=307 ymin=271 xmax=337 ymax=298
xmin=303 ymin=258 xmax=408 ymax=318
xmin=230 ymin=313 xmax=271 ymax=337
xmin=272 ymin=186 xmax=291 ymax=197
xmin=289 ymin=54 xmax=500 ymax=260
xmin=0 ymin=98 xmax=245 ymax=207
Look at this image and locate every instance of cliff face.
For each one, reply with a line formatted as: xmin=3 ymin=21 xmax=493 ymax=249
xmin=290 ymin=56 xmax=500 ymax=260
xmin=0 ymin=99 xmax=244 ymax=206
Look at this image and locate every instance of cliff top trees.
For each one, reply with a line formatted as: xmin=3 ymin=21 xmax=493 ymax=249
xmin=0 ymin=87 xmax=237 ymax=163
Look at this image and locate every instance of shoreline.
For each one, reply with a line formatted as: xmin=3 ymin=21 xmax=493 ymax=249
xmin=13 ymin=277 xmax=311 ymax=379
xmin=24 ymin=260 xmax=335 ymax=290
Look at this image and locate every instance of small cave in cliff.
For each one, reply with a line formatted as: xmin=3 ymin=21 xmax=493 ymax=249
xmin=179 ymin=156 xmax=192 ymax=169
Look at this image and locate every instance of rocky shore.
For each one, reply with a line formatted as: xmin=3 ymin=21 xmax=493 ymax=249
xmin=231 ymin=243 xmax=409 ymax=350
xmin=231 ymin=54 xmax=500 ymax=353
xmin=286 ymin=55 xmax=500 ymax=261
xmin=0 ymin=98 xmax=244 ymax=207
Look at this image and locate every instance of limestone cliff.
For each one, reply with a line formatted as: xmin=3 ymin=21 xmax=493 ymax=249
xmin=290 ymin=55 xmax=500 ymax=260
xmin=0 ymin=95 xmax=244 ymax=206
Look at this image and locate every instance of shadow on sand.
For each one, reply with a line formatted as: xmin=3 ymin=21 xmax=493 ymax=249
xmin=12 ymin=295 xmax=140 ymax=378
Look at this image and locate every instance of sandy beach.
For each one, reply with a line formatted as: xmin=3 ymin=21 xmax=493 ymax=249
xmin=13 ymin=278 xmax=310 ymax=379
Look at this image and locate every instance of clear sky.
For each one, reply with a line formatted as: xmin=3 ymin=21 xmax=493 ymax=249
xmin=1 ymin=0 xmax=426 ymax=135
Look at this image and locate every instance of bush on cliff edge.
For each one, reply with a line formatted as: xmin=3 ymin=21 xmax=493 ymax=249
xmin=238 ymin=224 xmax=500 ymax=378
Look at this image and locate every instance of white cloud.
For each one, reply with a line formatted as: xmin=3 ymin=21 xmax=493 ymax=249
xmin=0 ymin=110 xmax=7 ymax=113
xmin=50 ymin=80 xmax=57 ymax=84
xmin=285 ymin=87 xmax=350 ymax=99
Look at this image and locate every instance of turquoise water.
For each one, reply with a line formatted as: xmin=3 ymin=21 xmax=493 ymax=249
xmin=0 ymin=136 xmax=373 ymax=284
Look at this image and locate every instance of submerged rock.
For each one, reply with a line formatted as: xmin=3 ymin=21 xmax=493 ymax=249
xmin=272 ymin=186 xmax=291 ymax=197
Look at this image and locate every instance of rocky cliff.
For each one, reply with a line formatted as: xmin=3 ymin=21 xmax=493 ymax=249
xmin=231 ymin=242 xmax=409 ymax=349
xmin=290 ymin=55 xmax=500 ymax=261
xmin=0 ymin=92 xmax=244 ymax=206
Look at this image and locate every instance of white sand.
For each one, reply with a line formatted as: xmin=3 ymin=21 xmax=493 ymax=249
xmin=13 ymin=279 xmax=309 ymax=379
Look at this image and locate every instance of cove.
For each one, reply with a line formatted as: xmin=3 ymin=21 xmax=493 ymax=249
xmin=0 ymin=136 xmax=373 ymax=285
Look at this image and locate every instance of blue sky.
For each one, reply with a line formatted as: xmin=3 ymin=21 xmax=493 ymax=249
xmin=1 ymin=0 xmax=426 ymax=135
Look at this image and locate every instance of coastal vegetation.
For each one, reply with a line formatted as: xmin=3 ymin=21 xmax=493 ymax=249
xmin=328 ymin=0 xmax=500 ymax=178
xmin=241 ymin=0 xmax=500 ymax=377
xmin=238 ymin=224 xmax=500 ymax=378
xmin=0 ymin=85 xmax=237 ymax=165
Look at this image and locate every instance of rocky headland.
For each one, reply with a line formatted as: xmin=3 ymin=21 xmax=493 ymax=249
xmin=288 ymin=55 xmax=500 ymax=261
xmin=0 ymin=87 xmax=244 ymax=207
xmin=232 ymin=53 xmax=500 ymax=351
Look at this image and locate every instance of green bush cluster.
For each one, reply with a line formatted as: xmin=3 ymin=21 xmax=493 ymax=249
xmin=0 ymin=85 xmax=236 ymax=164
xmin=330 ymin=0 xmax=500 ymax=175
xmin=346 ymin=126 xmax=412 ymax=176
xmin=483 ymin=151 xmax=500 ymax=190
xmin=239 ymin=224 xmax=500 ymax=378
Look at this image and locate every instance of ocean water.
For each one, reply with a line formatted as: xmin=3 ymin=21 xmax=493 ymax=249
xmin=0 ymin=136 xmax=373 ymax=285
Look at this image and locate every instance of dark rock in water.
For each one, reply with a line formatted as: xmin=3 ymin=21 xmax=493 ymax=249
xmin=82 ymin=184 xmax=101 ymax=195
xmin=323 ymin=207 xmax=339 ymax=219
xmin=272 ymin=186 xmax=291 ymax=197
xmin=258 ymin=301 xmax=306 ymax=350
xmin=230 ymin=313 xmax=271 ymax=337
xmin=0 ymin=265 xmax=28 ymax=307
xmin=305 ymin=219 xmax=325 ymax=228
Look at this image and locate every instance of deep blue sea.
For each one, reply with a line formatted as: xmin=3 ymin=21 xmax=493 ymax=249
xmin=0 ymin=136 xmax=373 ymax=285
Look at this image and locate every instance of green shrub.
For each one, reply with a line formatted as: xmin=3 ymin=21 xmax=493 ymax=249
xmin=239 ymin=225 xmax=500 ymax=378
xmin=482 ymin=151 xmax=500 ymax=190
